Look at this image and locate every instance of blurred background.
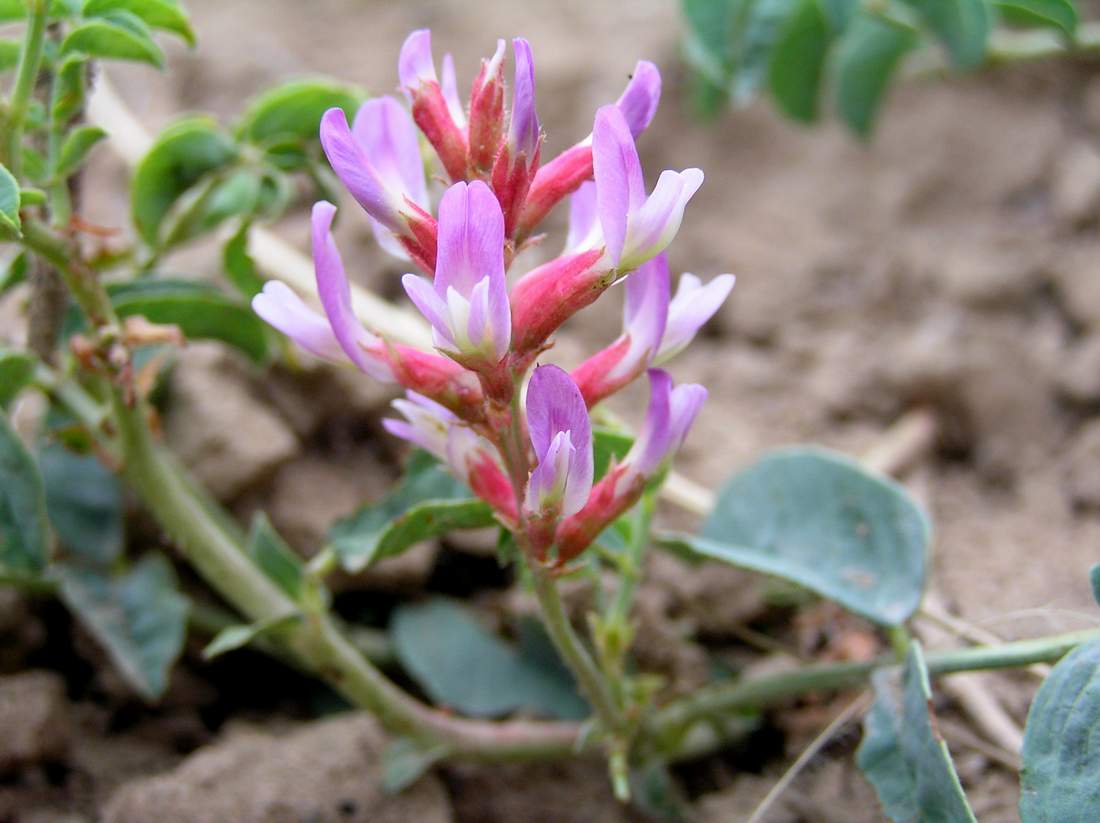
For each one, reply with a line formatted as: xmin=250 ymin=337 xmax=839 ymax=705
xmin=6 ymin=1 xmax=1100 ymax=820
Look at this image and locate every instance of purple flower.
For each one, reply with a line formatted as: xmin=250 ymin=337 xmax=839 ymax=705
xmin=345 ymin=97 xmax=429 ymax=259
xmin=254 ymin=203 xmax=393 ymax=381
xmin=623 ymin=369 xmax=707 ymax=481
xmin=383 ymin=391 xmax=457 ymax=460
xmin=319 ymin=102 xmax=426 ymax=247
xmin=402 ymin=181 xmax=511 ymax=364
xmin=615 ymin=60 xmax=661 ymax=138
xmin=615 ymin=254 xmax=671 ymax=378
xmin=525 ymin=365 xmax=594 ymax=518
xmin=440 ymin=52 xmax=467 ymax=127
xmin=656 ymin=270 xmax=736 ymax=364
xmin=593 ymin=105 xmax=703 ymax=272
xmin=399 ymin=29 xmax=437 ymax=91
xmin=565 ymin=180 xmax=600 ymax=254
xmin=509 ymin=38 xmax=539 ymax=160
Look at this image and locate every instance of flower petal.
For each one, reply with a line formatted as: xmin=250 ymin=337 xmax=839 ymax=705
xmin=656 ymin=272 xmax=735 ymax=363
xmin=610 ymin=253 xmax=670 ymax=380
xmin=526 ymin=366 xmax=594 ymax=516
xmin=616 ymin=60 xmax=661 ymax=137
xmin=440 ymin=52 xmax=467 ymax=127
xmin=402 ymin=272 xmax=457 ymax=351
xmin=565 ymin=180 xmax=601 ymax=254
xmin=352 ymin=96 xmax=428 ymax=209
xmin=251 ymin=281 xmax=345 ymax=362
xmin=319 ymin=108 xmax=399 ymax=232
xmin=509 ymin=37 xmax=539 ymax=158
xmin=399 ymin=28 xmax=436 ymax=91
xmin=435 ymin=180 xmax=507 ymax=298
xmin=311 ymin=202 xmax=392 ymax=380
xmin=621 ymin=167 xmax=703 ymax=270
xmin=592 ymin=105 xmax=645 ymax=266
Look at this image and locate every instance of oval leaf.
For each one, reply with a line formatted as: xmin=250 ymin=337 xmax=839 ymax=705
xmin=61 ymin=11 xmax=164 ymax=67
xmin=202 ymin=612 xmax=301 ymax=660
xmin=0 ymin=413 xmax=49 ymax=575
xmin=40 ymin=442 xmax=122 ymax=566
xmin=246 ymin=512 xmax=302 ymax=600
xmin=82 ymin=0 xmax=195 ymax=45
xmin=391 ymin=599 xmax=588 ymax=719
xmin=857 ymin=642 xmax=978 ymax=822
xmin=236 ymin=79 xmax=362 ymax=146
xmin=158 ymin=166 xmax=261 ymax=249
xmin=674 ymin=447 xmax=929 ymax=626
xmin=56 ymin=553 xmax=189 ymax=700
xmin=131 ymin=118 xmax=238 ymax=246
xmin=0 ymin=162 xmax=22 ymax=240
xmin=834 ymin=12 xmax=919 ymax=137
xmin=0 ymin=347 xmax=35 ymax=409
xmin=994 ymin=0 xmax=1078 ymax=35
xmin=55 ymin=125 xmax=107 ymax=179
xmin=329 ymin=452 xmax=496 ymax=573
xmin=107 ymin=279 xmax=270 ymax=362
xmin=903 ymin=0 xmax=991 ymax=69
xmin=1020 ymin=639 xmax=1100 ymax=821
xmin=768 ymin=0 xmax=830 ymax=123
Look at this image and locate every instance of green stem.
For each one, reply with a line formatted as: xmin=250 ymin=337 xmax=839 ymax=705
xmin=530 ymin=566 xmax=624 ymax=735
xmin=648 ymin=627 xmax=1100 ymax=742
xmin=20 ymin=218 xmax=115 ymax=326
xmin=4 ymin=0 xmax=48 ymax=177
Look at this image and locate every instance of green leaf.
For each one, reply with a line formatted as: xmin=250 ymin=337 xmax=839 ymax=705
xmin=834 ymin=12 xmax=919 ymax=137
xmin=245 ymin=513 xmax=302 ymax=600
xmin=668 ymin=447 xmax=929 ymax=626
xmin=994 ymin=0 xmax=1078 ymax=35
xmin=768 ymin=0 xmax=830 ymax=123
xmin=61 ymin=11 xmax=164 ymax=67
xmin=82 ymin=0 xmax=195 ymax=45
xmin=52 ymin=54 xmax=88 ymax=124
xmin=732 ymin=0 xmax=799 ymax=103
xmin=1090 ymin=564 xmax=1100 ymax=608
xmin=329 ymin=452 xmax=496 ymax=573
xmin=222 ymin=222 xmax=265 ymax=298
xmin=0 ymin=162 xmax=22 ymax=240
xmin=236 ymin=79 xmax=362 ymax=146
xmin=202 ymin=612 xmax=301 ymax=660
xmin=106 ymin=279 xmax=269 ymax=362
xmin=40 ymin=443 xmax=122 ymax=566
xmin=903 ymin=0 xmax=991 ymax=69
xmin=821 ymin=0 xmax=859 ymax=30
xmin=130 ymin=117 xmax=238 ymax=246
xmin=57 ymin=553 xmax=188 ymax=700
xmin=1 ymin=251 xmax=28 ymax=293
xmin=0 ymin=347 xmax=35 ymax=409
xmin=158 ymin=166 xmax=261 ymax=249
xmin=858 ymin=642 xmax=977 ymax=822
xmin=592 ymin=427 xmax=633 ymax=480
xmin=390 ymin=599 xmax=588 ymax=719
xmin=0 ymin=0 xmax=24 ymax=21
xmin=0 ymin=413 xmax=49 ymax=575
xmin=1020 ymin=639 xmax=1100 ymax=821
xmin=0 ymin=38 xmax=20 ymax=71
xmin=381 ymin=738 xmax=451 ymax=793
xmin=54 ymin=125 xmax=107 ymax=179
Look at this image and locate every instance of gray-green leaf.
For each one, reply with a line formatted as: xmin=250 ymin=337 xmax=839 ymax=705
xmin=391 ymin=599 xmax=588 ymax=719
xmin=903 ymin=0 xmax=990 ymax=69
xmin=61 ymin=11 xmax=165 ymax=67
xmin=1019 ymin=639 xmax=1100 ymax=821
xmin=668 ymin=447 xmax=929 ymax=626
xmin=381 ymin=738 xmax=451 ymax=793
xmin=768 ymin=0 xmax=830 ymax=123
xmin=82 ymin=0 xmax=195 ymax=45
xmin=994 ymin=0 xmax=1078 ymax=35
xmin=0 ymin=347 xmax=35 ymax=409
xmin=202 ymin=612 xmax=301 ymax=660
xmin=0 ymin=412 xmax=49 ymax=575
xmin=236 ymin=79 xmax=363 ymax=146
xmin=55 ymin=125 xmax=108 ymax=179
xmin=245 ymin=513 xmax=303 ymax=600
xmin=0 ymin=162 xmax=22 ymax=240
xmin=857 ymin=641 xmax=977 ymax=822
xmin=40 ymin=443 xmax=122 ymax=566
xmin=57 ymin=553 xmax=189 ymax=700
xmin=834 ymin=12 xmax=919 ymax=137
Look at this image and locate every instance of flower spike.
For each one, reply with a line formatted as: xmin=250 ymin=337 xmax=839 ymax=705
xmin=402 ymin=181 xmax=511 ymax=368
xmin=593 ymin=105 xmax=703 ymax=272
xmin=399 ymin=29 xmax=468 ymax=181
xmin=524 ymin=365 xmax=594 ymax=519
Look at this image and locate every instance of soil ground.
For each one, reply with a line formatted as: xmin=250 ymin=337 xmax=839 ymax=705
xmin=4 ymin=1 xmax=1100 ymax=821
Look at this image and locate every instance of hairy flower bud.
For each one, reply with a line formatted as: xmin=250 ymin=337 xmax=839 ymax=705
xmin=399 ymin=29 xmax=469 ymax=181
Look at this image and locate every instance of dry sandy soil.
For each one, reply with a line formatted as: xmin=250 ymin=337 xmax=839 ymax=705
xmin=4 ymin=1 xmax=1100 ymax=821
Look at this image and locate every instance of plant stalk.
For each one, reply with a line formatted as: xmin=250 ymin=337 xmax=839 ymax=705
xmin=3 ymin=0 xmax=48 ymax=176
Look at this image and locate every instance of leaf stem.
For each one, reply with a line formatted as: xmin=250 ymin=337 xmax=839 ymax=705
xmin=4 ymin=0 xmax=48 ymax=177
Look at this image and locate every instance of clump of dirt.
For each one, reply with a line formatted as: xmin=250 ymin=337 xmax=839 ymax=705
xmin=4 ymin=0 xmax=1100 ymax=820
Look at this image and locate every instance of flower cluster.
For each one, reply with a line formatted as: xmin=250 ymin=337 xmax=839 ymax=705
xmin=253 ymin=30 xmax=734 ymax=566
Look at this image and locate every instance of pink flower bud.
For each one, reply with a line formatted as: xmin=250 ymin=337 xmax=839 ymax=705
xmin=399 ymin=29 xmax=469 ymax=181
xmin=467 ymin=39 xmax=506 ymax=175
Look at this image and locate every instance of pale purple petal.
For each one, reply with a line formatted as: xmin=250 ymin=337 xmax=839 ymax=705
xmin=621 ymin=167 xmax=704 ymax=270
xmin=509 ymin=37 xmax=539 ymax=158
xmin=609 ymin=254 xmax=670 ymax=379
xmin=656 ymin=272 xmax=735 ymax=363
xmin=402 ymin=273 xmax=457 ymax=351
xmin=668 ymin=383 xmax=708 ymax=449
xmin=319 ymin=108 xmax=400 ymax=232
xmin=399 ymin=29 xmax=436 ymax=91
xmin=252 ymin=281 xmax=345 ymax=362
xmin=311 ymin=202 xmax=392 ymax=381
xmin=625 ymin=370 xmax=705 ymax=478
xmin=616 ymin=60 xmax=661 ymax=137
xmin=441 ymin=52 xmax=467 ymax=127
xmin=435 ymin=180 xmax=506 ymax=297
xmin=486 ymin=265 xmax=511 ymax=360
xmin=565 ymin=181 xmax=601 ymax=253
xmin=593 ymin=105 xmax=645 ymax=266
xmin=525 ymin=430 xmax=574 ymax=513
xmin=352 ymin=97 xmax=427 ymax=209
xmin=369 ymin=217 xmax=411 ymax=261
xmin=465 ymin=275 xmax=491 ymax=353
xmin=526 ymin=365 xmax=593 ymax=516
xmin=384 ymin=391 xmax=457 ymax=460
